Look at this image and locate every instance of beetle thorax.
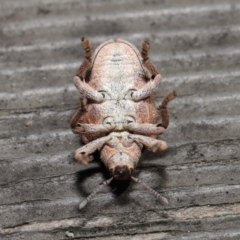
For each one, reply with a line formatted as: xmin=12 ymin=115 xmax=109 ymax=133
xmin=89 ymin=42 xmax=147 ymax=100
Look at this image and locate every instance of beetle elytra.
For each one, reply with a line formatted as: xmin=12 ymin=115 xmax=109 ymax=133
xmin=70 ymin=38 xmax=176 ymax=209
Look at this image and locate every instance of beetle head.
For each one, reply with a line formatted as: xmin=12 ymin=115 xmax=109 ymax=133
xmin=111 ymin=165 xmax=133 ymax=181
xmin=100 ymin=140 xmax=141 ymax=181
xmin=107 ymin=151 xmax=136 ymax=181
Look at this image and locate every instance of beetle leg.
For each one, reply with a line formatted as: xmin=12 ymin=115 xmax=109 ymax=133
xmin=70 ymin=108 xmax=84 ymax=129
xmin=141 ymin=40 xmax=176 ymax=128
xmin=72 ymin=123 xmax=114 ymax=135
xmin=125 ymin=74 xmax=162 ymax=101
xmin=74 ymin=38 xmax=105 ymax=102
xmin=70 ymin=97 xmax=87 ymax=129
xmin=126 ymin=40 xmax=163 ymax=101
xmin=158 ymin=90 xmax=176 ymax=129
xmin=74 ymin=76 xmax=104 ymax=102
xmin=124 ymin=122 xmax=165 ymax=135
xmin=129 ymin=134 xmax=167 ymax=152
xmin=74 ymin=135 xmax=112 ymax=164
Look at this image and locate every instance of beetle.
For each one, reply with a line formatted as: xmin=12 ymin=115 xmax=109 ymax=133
xmin=70 ymin=38 xmax=176 ymax=209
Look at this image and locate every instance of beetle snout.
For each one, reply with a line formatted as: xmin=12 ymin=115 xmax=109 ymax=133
xmin=112 ymin=165 xmax=132 ymax=181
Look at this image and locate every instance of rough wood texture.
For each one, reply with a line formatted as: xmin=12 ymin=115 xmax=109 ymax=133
xmin=0 ymin=0 xmax=240 ymax=239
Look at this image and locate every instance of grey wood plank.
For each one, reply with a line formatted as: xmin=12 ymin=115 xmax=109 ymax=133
xmin=0 ymin=0 xmax=240 ymax=239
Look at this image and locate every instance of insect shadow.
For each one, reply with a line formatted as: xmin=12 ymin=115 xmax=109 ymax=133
xmin=75 ymin=149 xmax=168 ymax=201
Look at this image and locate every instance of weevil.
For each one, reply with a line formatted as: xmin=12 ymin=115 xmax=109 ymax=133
xmin=70 ymin=38 xmax=176 ymax=209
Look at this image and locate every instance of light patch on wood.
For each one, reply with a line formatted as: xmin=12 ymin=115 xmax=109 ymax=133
xmin=168 ymin=203 xmax=240 ymax=220
xmin=0 ymin=218 xmax=84 ymax=234
xmin=84 ymin=216 xmax=113 ymax=228
xmin=25 ymin=120 xmax=32 ymax=127
xmin=65 ymin=231 xmax=74 ymax=238
xmin=96 ymin=232 xmax=170 ymax=240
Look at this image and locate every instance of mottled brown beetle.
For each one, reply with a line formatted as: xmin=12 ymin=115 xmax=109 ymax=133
xmin=70 ymin=38 xmax=176 ymax=209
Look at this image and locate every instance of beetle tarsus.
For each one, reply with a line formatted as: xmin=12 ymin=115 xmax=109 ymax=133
xmin=81 ymin=37 xmax=92 ymax=61
xmin=141 ymin=40 xmax=150 ymax=61
xmin=141 ymin=40 xmax=160 ymax=76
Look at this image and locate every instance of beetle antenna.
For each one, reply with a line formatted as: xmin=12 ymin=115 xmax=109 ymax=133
xmin=131 ymin=176 xmax=168 ymax=205
xmin=79 ymin=177 xmax=113 ymax=209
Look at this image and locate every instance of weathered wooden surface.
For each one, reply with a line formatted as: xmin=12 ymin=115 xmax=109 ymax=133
xmin=0 ymin=0 xmax=240 ymax=239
